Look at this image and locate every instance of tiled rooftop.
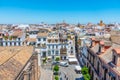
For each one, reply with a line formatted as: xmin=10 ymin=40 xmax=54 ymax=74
xmin=89 ymin=37 xmax=120 ymax=74
xmin=91 ymin=44 xmax=99 ymax=53
xmin=0 ymin=46 xmax=33 ymax=80
xmin=98 ymin=43 xmax=120 ymax=74
xmin=37 ymin=32 xmax=48 ymax=37
xmin=12 ymin=31 xmax=23 ymax=37
xmin=113 ymin=48 xmax=120 ymax=55
xmin=26 ymin=37 xmax=36 ymax=42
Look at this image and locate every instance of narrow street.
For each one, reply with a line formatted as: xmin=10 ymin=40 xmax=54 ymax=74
xmin=39 ymin=62 xmax=53 ymax=80
xmin=40 ymin=67 xmax=53 ymax=80
xmin=59 ymin=65 xmax=83 ymax=80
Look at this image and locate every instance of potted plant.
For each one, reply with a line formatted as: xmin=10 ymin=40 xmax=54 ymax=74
xmin=9 ymin=36 xmax=13 ymax=40
xmin=4 ymin=36 xmax=8 ymax=40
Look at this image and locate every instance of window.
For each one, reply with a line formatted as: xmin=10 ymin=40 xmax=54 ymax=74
xmin=48 ymin=45 xmax=50 ymax=49
xmin=18 ymin=38 xmax=20 ymax=41
xmin=48 ymin=51 xmax=51 ymax=56
xmin=38 ymin=38 xmax=41 ymax=41
xmin=43 ymin=38 xmax=46 ymax=41
xmin=10 ymin=42 xmax=12 ymax=46
xmin=113 ymin=55 xmax=116 ymax=64
xmin=18 ymin=42 xmax=21 ymax=46
xmin=52 ymin=45 xmax=54 ymax=49
xmin=14 ymin=42 xmax=16 ymax=46
xmin=56 ymin=51 xmax=59 ymax=55
xmin=52 ymin=50 xmax=54 ymax=55
xmin=6 ymin=42 xmax=7 ymax=46
xmin=56 ymin=45 xmax=58 ymax=49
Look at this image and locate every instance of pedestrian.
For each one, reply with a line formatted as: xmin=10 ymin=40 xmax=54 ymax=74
xmin=66 ymin=77 xmax=68 ymax=80
xmin=65 ymin=75 xmax=66 ymax=78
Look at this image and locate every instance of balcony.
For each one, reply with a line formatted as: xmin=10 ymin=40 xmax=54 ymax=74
xmin=37 ymin=43 xmax=46 ymax=48
xmin=3 ymin=36 xmax=18 ymax=41
xmin=60 ymin=48 xmax=67 ymax=54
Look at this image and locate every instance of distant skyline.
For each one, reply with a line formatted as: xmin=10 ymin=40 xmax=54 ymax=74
xmin=0 ymin=0 xmax=120 ymax=24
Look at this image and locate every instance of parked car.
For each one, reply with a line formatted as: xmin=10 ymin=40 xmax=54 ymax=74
xmin=75 ymin=66 xmax=81 ymax=74
xmin=52 ymin=61 xmax=60 ymax=65
xmin=60 ymin=62 xmax=69 ymax=67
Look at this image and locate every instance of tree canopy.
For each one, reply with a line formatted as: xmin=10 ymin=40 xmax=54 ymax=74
xmin=81 ymin=66 xmax=91 ymax=80
xmin=53 ymin=65 xmax=59 ymax=72
xmin=55 ymin=57 xmax=60 ymax=62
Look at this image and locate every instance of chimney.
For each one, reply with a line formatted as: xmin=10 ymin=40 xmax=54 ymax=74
xmin=112 ymin=48 xmax=120 ymax=66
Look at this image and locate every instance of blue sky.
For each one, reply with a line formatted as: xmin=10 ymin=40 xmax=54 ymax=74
xmin=0 ymin=0 xmax=120 ymax=24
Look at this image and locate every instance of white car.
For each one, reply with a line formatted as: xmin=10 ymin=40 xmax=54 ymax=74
xmin=75 ymin=66 xmax=81 ymax=74
xmin=60 ymin=62 xmax=69 ymax=67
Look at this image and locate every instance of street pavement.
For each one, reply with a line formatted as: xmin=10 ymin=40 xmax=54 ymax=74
xmin=39 ymin=57 xmax=83 ymax=80
xmin=59 ymin=65 xmax=83 ymax=80
xmin=40 ymin=67 xmax=53 ymax=80
xmin=39 ymin=60 xmax=53 ymax=80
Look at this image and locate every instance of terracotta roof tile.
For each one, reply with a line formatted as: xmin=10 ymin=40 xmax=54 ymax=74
xmin=12 ymin=31 xmax=23 ymax=37
xmin=91 ymin=44 xmax=99 ymax=53
xmin=91 ymin=38 xmax=95 ymax=41
xmin=37 ymin=32 xmax=48 ymax=37
xmin=0 ymin=46 xmax=33 ymax=80
xmin=26 ymin=37 xmax=36 ymax=42
xmin=113 ymin=48 xmax=120 ymax=55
